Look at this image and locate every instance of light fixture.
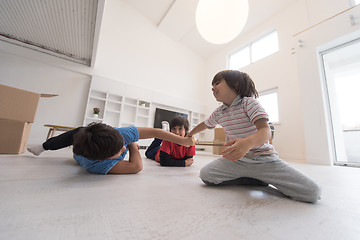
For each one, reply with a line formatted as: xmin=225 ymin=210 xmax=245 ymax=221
xmin=195 ymin=0 xmax=249 ymax=44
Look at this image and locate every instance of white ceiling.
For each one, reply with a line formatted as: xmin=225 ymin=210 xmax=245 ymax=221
xmin=0 ymin=0 xmax=100 ymax=66
xmin=0 ymin=0 xmax=297 ymax=65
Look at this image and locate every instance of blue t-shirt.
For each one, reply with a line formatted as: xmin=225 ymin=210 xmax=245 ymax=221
xmin=73 ymin=126 xmax=139 ymax=174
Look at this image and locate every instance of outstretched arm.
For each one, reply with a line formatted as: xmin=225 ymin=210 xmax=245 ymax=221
xmin=137 ymin=127 xmax=194 ymax=146
xmin=187 ymin=121 xmax=207 ymax=137
xmin=108 ymin=143 xmax=143 ymax=174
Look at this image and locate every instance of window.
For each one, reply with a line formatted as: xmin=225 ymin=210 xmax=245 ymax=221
xmin=258 ymin=90 xmax=279 ymax=123
xmin=252 ymin=31 xmax=279 ymax=62
xmin=228 ymin=46 xmax=250 ymax=70
xmin=349 ymin=0 xmax=360 ymax=6
xmin=228 ymin=30 xmax=279 ymax=70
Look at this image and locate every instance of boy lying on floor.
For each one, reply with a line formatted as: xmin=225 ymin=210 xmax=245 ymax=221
xmin=28 ymin=122 xmax=195 ymax=174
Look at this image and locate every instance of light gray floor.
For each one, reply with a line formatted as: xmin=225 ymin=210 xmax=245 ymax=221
xmin=1 ymin=148 xmax=360 ymax=240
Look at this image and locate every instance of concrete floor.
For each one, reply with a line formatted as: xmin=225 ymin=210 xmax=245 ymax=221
xmin=1 ymin=148 xmax=360 ymax=240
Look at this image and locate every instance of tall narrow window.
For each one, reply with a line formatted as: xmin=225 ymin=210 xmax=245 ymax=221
xmin=258 ymin=90 xmax=279 ymax=123
xmin=252 ymin=31 xmax=279 ymax=62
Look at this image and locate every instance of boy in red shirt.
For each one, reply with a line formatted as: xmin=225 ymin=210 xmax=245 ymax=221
xmin=145 ymin=116 xmax=195 ymax=167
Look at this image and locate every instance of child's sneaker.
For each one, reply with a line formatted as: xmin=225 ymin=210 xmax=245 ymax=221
xmin=161 ymin=121 xmax=170 ymax=132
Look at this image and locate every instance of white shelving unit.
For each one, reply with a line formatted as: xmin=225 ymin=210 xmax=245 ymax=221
xmin=190 ymin=111 xmax=206 ymax=140
xmin=84 ymin=89 xmax=151 ymax=128
xmin=86 ymin=76 xmax=207 ymax=148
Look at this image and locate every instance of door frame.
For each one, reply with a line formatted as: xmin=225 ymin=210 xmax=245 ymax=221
xmin=317 ymin=30 xmax=360 ymax=167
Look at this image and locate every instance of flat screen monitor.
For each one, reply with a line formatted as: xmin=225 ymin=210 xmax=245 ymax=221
xmin=154 ymin=108 xmax=188 ymax=128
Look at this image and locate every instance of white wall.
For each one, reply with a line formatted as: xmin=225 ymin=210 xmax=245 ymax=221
xmin=0 ymin=0 xmax=206 ymax=145
xmin=0 ymin=45 xmax=91 ymax=144
xmin=205 ymin=0 xmax=360 ymax=164
xmin=93 ymin=0 xmax=206 ymax=103
xmin=295 ymin=3 xmax=360 ymax=165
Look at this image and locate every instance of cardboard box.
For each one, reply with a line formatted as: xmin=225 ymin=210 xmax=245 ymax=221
xmin=213 ymin=128 xmax=226 ymax=155
xmin=0 ymin=84 xmax=58 ymax=154
xmin=213 ymin=139 xmax=226 ymax=155
xmin=0 ymin=84 xmax=41 ymax=123
xmin=0 ymin=119 xmax=32 ymax=154
xmin=214 ymin=128 xmax=226 ymax=140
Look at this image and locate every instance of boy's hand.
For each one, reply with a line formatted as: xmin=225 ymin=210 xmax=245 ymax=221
xmin=221 ymin=138 xmax=251 ymax=161
xmin=185 ymin=158 xmax=194 ymax=166
xmin=184 ymin=136 xmax=196 ymax=146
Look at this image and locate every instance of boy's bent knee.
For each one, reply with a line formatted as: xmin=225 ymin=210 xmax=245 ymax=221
xmin=293 ymin=184 xmax=322 ymax=203
xmin=199 ymin=165 xmax=211 ymax=181
xmin=201 ymin=179 xmax=217 ymax=186
xmin=306 ymin=185 xmax=322 ymax=203
xmin=199 ymin=165 xmax=220 ymax=184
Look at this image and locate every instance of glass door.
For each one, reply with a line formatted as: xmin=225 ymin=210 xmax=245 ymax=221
xmin=321 ymin=38 xmax=360 ymax=166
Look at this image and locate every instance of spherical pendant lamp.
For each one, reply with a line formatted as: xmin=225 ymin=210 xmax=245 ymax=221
xmin=196 ymin=0 xmax=249 ymax=44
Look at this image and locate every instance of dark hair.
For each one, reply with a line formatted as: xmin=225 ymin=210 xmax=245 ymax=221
xmin=212 ymin=70 xmax=258 ymax=98
xmin=73 ymin=122 xmax=124 ymax=160
xmin=170 ymin=116 xmax=189 ymax=133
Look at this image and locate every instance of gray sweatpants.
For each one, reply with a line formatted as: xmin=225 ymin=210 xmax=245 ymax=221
xmin=199 ymin=154 xmax=321 ymax=203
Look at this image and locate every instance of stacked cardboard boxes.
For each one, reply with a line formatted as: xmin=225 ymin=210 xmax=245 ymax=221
xmin=0 ymin=84 xmax=56 ymax=154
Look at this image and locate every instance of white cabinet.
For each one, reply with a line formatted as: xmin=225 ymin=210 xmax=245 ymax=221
xmin=84 ymin=89 xmax=151 ymax=128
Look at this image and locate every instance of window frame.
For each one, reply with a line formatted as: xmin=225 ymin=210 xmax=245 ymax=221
xmin=227 ymin=29 xmax=279 ymax=70
xmin=349 ymin=0 xmax=360 ymax=6
xmin=228 ymin=45 xmax=251 ymax=70
xmin=251 ymin=30 xmax=279 ymax=63
xmin=258 ymin=88 xmax=280 ymax=124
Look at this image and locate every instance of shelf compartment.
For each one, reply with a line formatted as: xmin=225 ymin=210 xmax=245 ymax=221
xmin=106 ymin=101 xmax=122 ymax=112
xmin=136 ymin=117 xmax=148 ymax=127
xmin=84 ymin=118 xmax=102 ymax=126
xmin=103 ymin=111 xmax=121 ymax=127
xmin=121 ymin=122 xmax=136 ymax=127
xmin=108 ymin=94 xmax=123 ymax=103
xmin=138 ymin=100 xmax=150 ymax=108
xmin=122 ymin=105 xmax=136 ymax=124
xmin=137 ymin=108 xmax=149 ymax=116
xmin=124 ymin=98 xmax=137 ymax=105
xmin=88 ymin=98 xmax=105 ymax=118
xmin=124 ymin=103 xmax=137 ymax=108
xmin=90 ymin=90 xmax=106 ymax=100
